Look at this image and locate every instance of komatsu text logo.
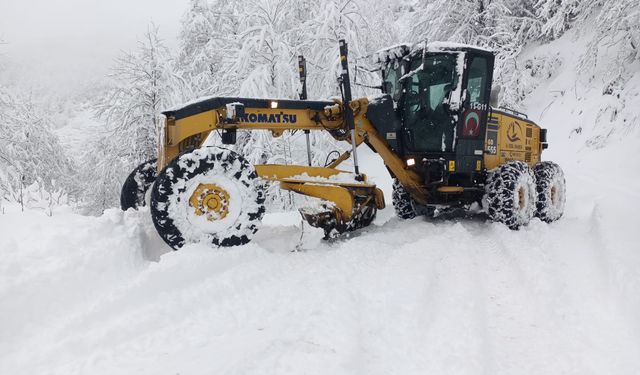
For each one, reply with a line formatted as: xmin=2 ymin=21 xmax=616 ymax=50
xmin=239 ymin=112 xmax=297 ymax=124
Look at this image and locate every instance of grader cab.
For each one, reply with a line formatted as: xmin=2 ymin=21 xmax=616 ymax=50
xmin=120 ymin=40 xmax=566 ymax=250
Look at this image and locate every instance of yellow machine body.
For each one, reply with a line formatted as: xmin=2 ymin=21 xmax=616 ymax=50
xmin=159 ymin=96 xmax=545 ymax=224
xmin=161 ymin=106 xmax=340 ymax=168
xmin=125 ymin=40 xmax=565 ymax=251
xmin=158 ymin=97 xmax=428 ymax=220
xmin=483 ymin=110 xmax=543 ymax=170
xmin=156 ymin=42 xmax=549 ymax=236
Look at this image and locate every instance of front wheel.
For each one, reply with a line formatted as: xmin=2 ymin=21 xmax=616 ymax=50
xmin=150 ymin=147 xmax=266 ymax=250
xmin=484 ymin=161 xmax=537 ymax=229
xmin=392 ymin=179 xmax=417 ymax=219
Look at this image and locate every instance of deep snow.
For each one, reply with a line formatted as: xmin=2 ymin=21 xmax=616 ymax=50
xmin=2 ymin=137 xmax=639 ymax=374
xmin=3 ymin=29 xmax=640 ymax=374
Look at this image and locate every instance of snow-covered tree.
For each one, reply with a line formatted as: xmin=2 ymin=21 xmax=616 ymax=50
xmin=579 ymin=0 xmax=640 ymax=67
xmin=407 ymin=0 xmax=544 ymax=107
xmin=169 ymin=0 xmax=411 ymax=209
xmin=0 ymin=87 xmax=75 ymax=208
xmin=2 ymin=0 xmax=638 ymax=215
xmin=94 ymin=25 xmax=178 ymax=163
xmin=535 ymin=0 xmax=582 ymax=41
xmin=177 ymin=0 xmax=242 ymax=97
xmin=82 ymin=25 xmax=181 ymax=213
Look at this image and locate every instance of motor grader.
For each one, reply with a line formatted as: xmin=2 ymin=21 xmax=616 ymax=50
xmin=121 ymin=40 xmax=566 ymax=250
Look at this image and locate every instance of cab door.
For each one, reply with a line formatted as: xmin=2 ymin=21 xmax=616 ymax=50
xmin=455 ymin=52 xmax=494 ymax=174
xmin=400 ymin=53 xmax=459 ymax=155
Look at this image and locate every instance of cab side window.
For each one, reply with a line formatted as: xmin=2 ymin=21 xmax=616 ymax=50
xmin=467 ymin=56 xmax=488 ymax=104
xmin=383 ymin=65 xmax=402 ymax=101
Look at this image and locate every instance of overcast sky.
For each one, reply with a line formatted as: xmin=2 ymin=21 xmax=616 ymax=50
xmin=0 ymin=0 xmax=188 ymax=93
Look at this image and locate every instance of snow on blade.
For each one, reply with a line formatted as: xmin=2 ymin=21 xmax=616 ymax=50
xmin=286 ymin=172 xmax=368 ymax=185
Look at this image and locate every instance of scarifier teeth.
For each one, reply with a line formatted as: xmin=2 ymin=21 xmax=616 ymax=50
xmin=299 ymin=203 xmax=376 ymax=240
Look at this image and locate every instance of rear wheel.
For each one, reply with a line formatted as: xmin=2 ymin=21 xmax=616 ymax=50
xmin=484 ymin=161 xmax=536 ymax=229
xmin=150 ymin=147 xmax=266 ymax=250
xmin=120 ymin=159 xmax=157 ymax=211
xmin=533 ymin=161 xmax=566 ymax=222
xmin=392 ymin=179 xmax=417 ymax=219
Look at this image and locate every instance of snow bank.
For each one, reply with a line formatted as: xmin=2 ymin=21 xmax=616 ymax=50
xmin=0 ymin=208 xmax=171 ymax=373
xmin=521 ymin=27 xmax=640 ymax=149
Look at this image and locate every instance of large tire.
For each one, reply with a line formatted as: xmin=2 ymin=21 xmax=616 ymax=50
xmin=120 ymin=159 xmax=157 ymax=211
xmin=150 ymin=147 xmax=266 ymax=250
xmin=484 ymin=161 xmax=536 ymax=229
xmin=533 ymin=161 xmax=566 ymax=222
xmin=392 ymin=179 xmax=417 ymax=219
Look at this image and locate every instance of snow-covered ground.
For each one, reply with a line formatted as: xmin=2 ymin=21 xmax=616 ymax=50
xmin=2 ymin=29 xmax=640 ymax=374
xmin=2 ymin=133 xmax=640 ymax=374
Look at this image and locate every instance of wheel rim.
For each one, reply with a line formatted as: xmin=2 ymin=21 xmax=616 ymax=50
xmin=189 ymin=183 xmax=230 ymax=221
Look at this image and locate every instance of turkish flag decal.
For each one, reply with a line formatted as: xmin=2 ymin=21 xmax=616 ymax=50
xmin=463 ymin=109 xmax=481 ymax=137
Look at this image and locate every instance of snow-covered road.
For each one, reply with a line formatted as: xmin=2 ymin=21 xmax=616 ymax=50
xmin=2 ymin=141 xmax=639 ymax=374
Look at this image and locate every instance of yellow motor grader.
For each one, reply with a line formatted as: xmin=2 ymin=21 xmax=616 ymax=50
xmin=120 ymin=40 xmax=566 ymax=249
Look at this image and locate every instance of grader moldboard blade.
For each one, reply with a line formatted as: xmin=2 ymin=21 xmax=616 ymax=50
xmin=255 ymin=164 xmax=385 ymax=238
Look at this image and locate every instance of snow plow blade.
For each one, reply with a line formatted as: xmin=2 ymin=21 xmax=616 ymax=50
xmin=255 ymin=164 xmax=384 ymax=237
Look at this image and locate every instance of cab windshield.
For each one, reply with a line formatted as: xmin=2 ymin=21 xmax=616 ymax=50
xmin=401 ymin=53 xmax=458 ymax=152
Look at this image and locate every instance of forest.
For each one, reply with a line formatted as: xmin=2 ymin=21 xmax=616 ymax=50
xmin=0 ymin=0 xmax=638 ymax=214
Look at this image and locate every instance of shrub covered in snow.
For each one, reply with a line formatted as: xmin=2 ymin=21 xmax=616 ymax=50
xmin=0 ymin=87 xmax=75 ymax=209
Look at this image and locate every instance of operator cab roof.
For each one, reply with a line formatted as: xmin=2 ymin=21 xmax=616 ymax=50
xmin=373 ymin=41 xmax=494 ymax=65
